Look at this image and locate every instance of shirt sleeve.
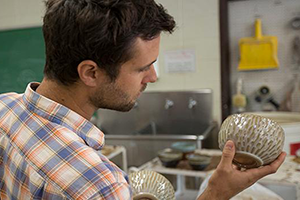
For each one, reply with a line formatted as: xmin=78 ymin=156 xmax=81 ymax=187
xmin=89 ymin=182 xmax=132 ymax=200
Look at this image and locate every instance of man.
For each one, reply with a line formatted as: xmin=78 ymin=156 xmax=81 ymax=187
xmin=0 ymin=0 xmax=285 ymax=199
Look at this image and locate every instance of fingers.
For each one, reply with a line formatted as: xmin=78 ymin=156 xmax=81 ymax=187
xmin=218 ymin=140 xmax=235 ymax=169
xmin=246 ymin=152 xmax=286 ymax=180
xmin=270 ymin=152 xmax=286 ymax=169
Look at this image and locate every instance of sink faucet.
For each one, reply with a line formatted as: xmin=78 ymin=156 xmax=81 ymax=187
xmin=188 ymin=98 xmax=197 ymax=109
xmin=165 ymin=99 xmax=174 ymax=109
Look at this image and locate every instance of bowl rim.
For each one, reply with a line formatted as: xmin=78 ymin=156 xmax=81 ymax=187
xmin=133 ymin=192 xmax=158 ymax=200
xmin=157 ymin=148 xmax=183 ymax=160
xmin=186 ymin=153 xmax=211 ymax=163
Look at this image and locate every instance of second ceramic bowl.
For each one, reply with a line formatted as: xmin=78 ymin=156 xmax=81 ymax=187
xmin=219 ymin=113 xmax=285 ymax=169
xmin=186 ymin=153 xmax=211 ymax=171
xmin=157 ymin=148 xmax=183 ymax=168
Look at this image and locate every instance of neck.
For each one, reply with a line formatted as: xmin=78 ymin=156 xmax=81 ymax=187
xmin=35 ymin=78 xmax=95 ymax=120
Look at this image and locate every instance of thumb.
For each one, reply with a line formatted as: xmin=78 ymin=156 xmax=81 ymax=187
xmin=219 ymin=140 xmax=235 ymax=168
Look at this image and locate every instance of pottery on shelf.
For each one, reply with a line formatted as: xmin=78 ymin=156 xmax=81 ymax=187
xmin=157 ymin=148 xmax=183 ymax=168
xmin=186 ymin=153 xmax=211 ymax=171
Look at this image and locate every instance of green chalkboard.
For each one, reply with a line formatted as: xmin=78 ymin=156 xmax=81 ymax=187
xmin=0 ymin=27 xmax=45 ymax=94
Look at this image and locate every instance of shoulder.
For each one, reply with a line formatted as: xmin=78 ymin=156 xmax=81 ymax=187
xmin=23 ymin=126 xmax=130 ymax=199
xmin=0 ymin=92 xmax=22 ymax=106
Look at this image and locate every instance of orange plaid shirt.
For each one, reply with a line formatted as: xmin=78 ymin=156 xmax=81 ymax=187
xmin=0 ymin=82 xmax=131 ymax=199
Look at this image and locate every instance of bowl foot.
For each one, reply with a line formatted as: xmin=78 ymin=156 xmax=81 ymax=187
xmin=233 ymin=151 xmax=263 ymax=169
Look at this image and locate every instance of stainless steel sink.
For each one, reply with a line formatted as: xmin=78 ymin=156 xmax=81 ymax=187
xmin=96 ymin=90 xmax=217 ymax=167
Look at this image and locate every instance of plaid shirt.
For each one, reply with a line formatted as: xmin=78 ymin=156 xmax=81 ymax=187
xmin=0 ymin=82 xmax=131 ymax=200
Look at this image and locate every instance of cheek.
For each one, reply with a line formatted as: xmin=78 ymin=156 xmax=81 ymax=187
xmin=117 ymin=75 xmax=142 ymax=91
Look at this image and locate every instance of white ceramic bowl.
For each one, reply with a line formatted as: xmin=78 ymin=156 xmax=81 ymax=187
xmin=129 ymin=170 xmax=175 ymax=200
xmin=219 ymin=113 xmax=285 ymax=169
xmin=247 ymin=112 xmax=300 ymax=155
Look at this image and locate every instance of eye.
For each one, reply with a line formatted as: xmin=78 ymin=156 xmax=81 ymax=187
xmin=139 ymin=65 xmax=151 ymax=72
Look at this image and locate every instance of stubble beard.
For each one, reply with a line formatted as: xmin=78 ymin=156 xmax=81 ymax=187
xmin=90 ymin=83 xmax=147 ymax=112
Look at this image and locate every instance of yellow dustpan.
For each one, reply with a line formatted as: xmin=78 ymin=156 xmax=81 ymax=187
xmin=238 ymin=19 xmax=279 ymax=71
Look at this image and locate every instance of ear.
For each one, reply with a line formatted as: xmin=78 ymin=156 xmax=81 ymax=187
xmin=77 ymin=60 xmax=103 ymax=87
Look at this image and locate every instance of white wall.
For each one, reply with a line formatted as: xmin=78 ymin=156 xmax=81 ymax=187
xmin=151 ymin=0 xmax=221 ymax=123
xmin=0 ymin=0 xmax=221 ymax=123
xmin=0 ymin=0 xmax=44 ymax=30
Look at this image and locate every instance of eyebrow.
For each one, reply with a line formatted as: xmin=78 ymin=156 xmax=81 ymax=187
xmin=139 ymin=59 xmax=157 ymax=70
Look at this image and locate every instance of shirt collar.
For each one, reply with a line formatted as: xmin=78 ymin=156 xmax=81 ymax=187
xmin=22 ymin=82 xmax=105 ymax=150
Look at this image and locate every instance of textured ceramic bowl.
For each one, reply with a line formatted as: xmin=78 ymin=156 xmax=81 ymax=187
xmin=157 ymin=148 xmax=183 ymax=168
xmin=219 ymin=113 xmax=285 ymax=169
xmin=186 ymin=153 xmax=211 ymax=171
xmin=129 ymin=170 xmax=175 ymax=200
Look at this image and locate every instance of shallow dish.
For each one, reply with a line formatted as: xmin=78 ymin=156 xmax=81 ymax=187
xmin=218 ymin=113 xmax=285 ymax=169
xmin=171 ymin=142 xmax=196 ymax=153
xmin=186 ymin=153 xmax=211 ymax=170
xmin=129 ymin=170 xmax=175 ymax=200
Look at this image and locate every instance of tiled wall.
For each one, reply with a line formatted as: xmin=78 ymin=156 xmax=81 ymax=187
xmin=229 ymin=0 xmax=300 ymax=113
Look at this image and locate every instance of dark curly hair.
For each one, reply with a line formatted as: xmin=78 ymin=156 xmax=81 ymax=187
xmin=42 ymin=0 xmax=176 ymax=85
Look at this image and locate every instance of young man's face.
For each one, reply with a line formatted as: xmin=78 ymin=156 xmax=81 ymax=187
xmin=91 ymin=36 xmax=160 ymax=111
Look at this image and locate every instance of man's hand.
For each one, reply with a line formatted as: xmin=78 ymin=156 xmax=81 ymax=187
xmin=197 ymin=140 xmax=286 ymax=200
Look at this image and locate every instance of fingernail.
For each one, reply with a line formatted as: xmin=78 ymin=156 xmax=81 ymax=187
xmin=225 ymin=140 xmax=233 ymax=150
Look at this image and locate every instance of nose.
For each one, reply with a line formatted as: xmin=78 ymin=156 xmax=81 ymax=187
xmin=142 ymin=65 xmax=157 ymax=84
